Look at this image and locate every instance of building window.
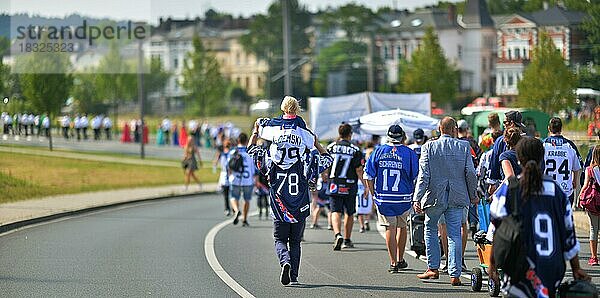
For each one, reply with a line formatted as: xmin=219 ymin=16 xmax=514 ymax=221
xmin=508 ymin=74 xmax=514 ymax=86
xmin=173 ymin=58 xmax=178 ymax=69
xmin=523 ymin=48 xmax=527 ymax=59
xmin=257 ymin=76 xmax=262 ymax=88
xmin=500 ymin=72 xmax=505 ymax=86
xmin=384 ymin=44 xmax=390 ymax=59
xmin=245 ymin=77 xmax=250 ymax=89
xmin=515 ymin=48 xmax=520 ymax=59
xmin=482 ymin=57 xmax=487 ymax=71
xmin=236 ymin=77 xmax=241 ymax=85
xmin=458 ymin=45 xmax=462 ymax=58
xmin=508 ymin=48 xmax=512 ymax=60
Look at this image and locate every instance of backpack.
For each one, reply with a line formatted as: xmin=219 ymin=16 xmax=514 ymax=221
xmin=228 ymin=149 xmax=245 ymax=173
xmin=580 ymin=167 xmax=600 ymax=216
xmin=492 ymin=176 xmax=529 ymax=282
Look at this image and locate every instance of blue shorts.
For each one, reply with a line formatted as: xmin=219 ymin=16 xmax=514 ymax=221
xmin=438 ymin=207 xmax=468 ymax=225
xmin=231 ymin=185 xmax=253 ymax=201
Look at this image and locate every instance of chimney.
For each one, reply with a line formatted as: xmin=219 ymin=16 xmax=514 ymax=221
xmin=447 ymin=4 xmax=456 ymax=23
xmin=543 ymin=1 xmax=549 ymax=10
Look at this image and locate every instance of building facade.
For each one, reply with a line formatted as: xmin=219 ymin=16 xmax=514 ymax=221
xmin=493 ymin=5 xmax=588 ymax=97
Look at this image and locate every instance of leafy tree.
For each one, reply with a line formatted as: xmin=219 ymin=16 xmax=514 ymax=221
xmin=95 ymin=42 xmax=136 ymax=128
xmin=397 ymin=27 xmax=458 ymax=105
xmin=517 ymin=32 xmax=577 ymax=113
xmin=71 ymin=73 xmax=103 ymax=113
xmin=577 ymin=64 xmax=600 ymax=90
xmin=17 ymin=37 xmax=72 ymax=150
xmin=319 ymin=4 xmax=380 ymax=43
xmin=581 ymin=4 xmax=600 ymax=64
xmin=182 ymin=36 xmax=227 ymax=116
xmin=239 ymin=0 xmax=311 ymax=99
xmin=313 ymin=40 xmax=367 ymax=96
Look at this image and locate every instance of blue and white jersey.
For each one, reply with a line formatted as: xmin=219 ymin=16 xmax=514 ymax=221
xmin=228 ymin=146 xmax=257 ymax=187
xmin=543 ymin=135 xmax=582 ymax=197
xmin=255 ymin=116 xmax=326 ymax=223
xmin=356 ymin=180 xmax=373 ymax=215
xmin=490 ymin=178 xmax=579 ymax=293
xmin=364 ymin=143 xmax=419 ymax=216
xmin=257 ymin=116 xmax=316 ymax=171
xmin=217 ymin=150 xmax=230 ymax=187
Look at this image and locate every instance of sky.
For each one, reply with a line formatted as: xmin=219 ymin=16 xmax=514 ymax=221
xmin=1 ymin=0 xmax=461 ymax=23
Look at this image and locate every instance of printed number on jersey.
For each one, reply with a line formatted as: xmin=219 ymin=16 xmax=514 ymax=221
xmin=277 ymin=173 xmax=299 ymax=196
xmin=277 ymin=147 xmax=300 ymax=165
xmin=545 ymin=159 xmax=569 ymax=181
xmin=330 ymin=154 xmax=352 ymax=179
xmin=382 ymin=169 xmax=401 ymax=192
xmin=534 ymin=213 xmax=554 ymax=257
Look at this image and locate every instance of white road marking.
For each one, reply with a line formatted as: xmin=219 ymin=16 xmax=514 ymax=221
xmin=204 ymin=211 xmax=258 ymax=298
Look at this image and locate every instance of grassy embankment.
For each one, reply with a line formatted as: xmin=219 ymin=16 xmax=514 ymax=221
xmin=0 ymin=151 xmax=218 ymax=204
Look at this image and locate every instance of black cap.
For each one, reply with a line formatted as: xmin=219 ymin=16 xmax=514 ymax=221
xmin=505 ymin=110 xmax=526 ymax=128
xmin=387 ymin=124 xmax=405 ymax=142
xmin=413 ymin=128 xmax=424 ymax=141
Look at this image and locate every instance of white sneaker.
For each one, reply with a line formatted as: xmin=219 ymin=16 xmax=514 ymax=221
xmin=290 ymin=280 xmax=301 ymax=285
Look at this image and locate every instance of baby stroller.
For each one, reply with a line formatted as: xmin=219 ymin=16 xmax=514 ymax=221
xmin=471 ymin=195 xmax=503 ymax=296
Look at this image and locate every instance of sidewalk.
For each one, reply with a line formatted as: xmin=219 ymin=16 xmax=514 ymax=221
xmin=0 ymin=183 xmax=218 ymax=228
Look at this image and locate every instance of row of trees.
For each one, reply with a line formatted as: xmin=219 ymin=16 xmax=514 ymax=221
xmin=239 ymin=0 xmax=599 ymax=113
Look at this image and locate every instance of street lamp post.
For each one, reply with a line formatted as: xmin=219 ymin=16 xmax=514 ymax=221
xmin=137 ymin=23 xmax=145 ymax=159
xmin=282 ymin=0 xmax=292 ymax=95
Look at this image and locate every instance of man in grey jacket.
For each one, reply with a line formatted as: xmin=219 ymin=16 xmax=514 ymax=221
xmin=413 ymin=116 xmax=478 ymax=286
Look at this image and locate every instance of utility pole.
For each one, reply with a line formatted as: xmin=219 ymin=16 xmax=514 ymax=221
xmin=137 ymin=26 xmax=145 ymax=159
xmin=367 ymin=32 xmax=374 ymax=92
xmin=282 ymin=0 xmax=292 ymax=95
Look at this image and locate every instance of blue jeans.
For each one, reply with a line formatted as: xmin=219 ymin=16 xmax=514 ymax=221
xmin=424 ymin=203 xmax=464 ymax=278
xmin=273 ymin=219 xmax=305 ymax=282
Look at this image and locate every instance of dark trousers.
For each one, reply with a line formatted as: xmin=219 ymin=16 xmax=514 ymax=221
xmin=62 ymin=127 xmax=69 ymax=139
xmin=273 ymin=219 xmax=305 ymax=282
xmin=468 ymin=203 xmax=479 ymax=230
xmin=82 ymin=127 xmax=88 ymax=140
xmin=258 ymin=195 xmax=268 ymax=217
xmin=93 ymin=128 xmax=100 ymax=140
xmin=163 ymin=130 xmax=170 ymax=144
xmin=222 ymin=186 xmax=231 ymax=212
xmin=104 ymin=128 xmax=111 ymax=140
xmin=76 ymin=128 xmax=81 ymax=140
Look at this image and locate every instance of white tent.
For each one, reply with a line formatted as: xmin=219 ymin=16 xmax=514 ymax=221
xmin=351 ymin=109 xmax=439 ymax=138
xmin=309 ymin=92 xmax=431 ymax=140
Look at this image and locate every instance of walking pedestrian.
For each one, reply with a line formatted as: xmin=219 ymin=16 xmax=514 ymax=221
xmin=61 ymin=115 xmax=70 ymax=139
xmin=413 ymin=117 xmax=478 ymax=286
xmin=499 ymin=127 xmax=523 ymax=179
xmin=365 ymin=124 xmax=419 ymax=272
xmin=92 ymin=115 xmax=102 ymax=140
xmin=181 ymin=135 xmax=202 ymax=191
xmin=327 ymin=123 xmax=366 ymax=250
xmin=228 ymin=133 xmax=256 ymax=227
xmin=248 ymin=96 xmax=331 ymax=286
xmin=74 ymin=114 xmax=81 ymax=141
xmin=215 ymin=139 xmax=232 ymax=216
xmin=80 ymin=114 xmax=89 ymax=140
xmin=161 ymin=116 xmax=171 ymax=145
xmin=102 ymin=116 xmax=112 ymax=140
xmin=543 ymin=117 xmax=583 ymax=205
xmin=580 ymin=145 xmax=600 ymax=266
xmin=489 ymin=137 xmax=589 ymax=296
xmin=488 ymin=110 xmax=526 ymax=194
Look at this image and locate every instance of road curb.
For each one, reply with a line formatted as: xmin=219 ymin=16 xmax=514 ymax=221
xmin=0 ymin=191 xmax=217 ymax=235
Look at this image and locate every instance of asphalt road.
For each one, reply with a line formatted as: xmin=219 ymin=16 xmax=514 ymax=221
xmin=1 ymin=194 xmax=598 ymax=297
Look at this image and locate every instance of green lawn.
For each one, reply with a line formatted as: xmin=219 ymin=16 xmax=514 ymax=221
xmin=0 ymin=151 xmax=218 ymax=203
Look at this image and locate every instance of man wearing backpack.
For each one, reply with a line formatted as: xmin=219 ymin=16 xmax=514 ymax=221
xmin=228 ymin=133 xmax=257 ymax=226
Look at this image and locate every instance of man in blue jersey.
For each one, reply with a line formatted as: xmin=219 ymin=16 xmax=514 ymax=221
xmin=365 ymin=125 xmax=419 ymax=273
xmin=249 ymin=96 xmax=331 ymax=286
xmin=413 ymin=117 xmax=477 ymax=286
xmin=488 ymin=110 xmax=525 ymax=194
xmin=543 ymin=117 xmax=582 ymax=205
xmin=228 ymin=133 xmax=257 ymax=227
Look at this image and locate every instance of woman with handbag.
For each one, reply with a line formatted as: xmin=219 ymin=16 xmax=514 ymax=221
xmin=182 ymin=135 xmax=202 ymax=191
xmin=579 ymin=145 xmax=600 ymax=266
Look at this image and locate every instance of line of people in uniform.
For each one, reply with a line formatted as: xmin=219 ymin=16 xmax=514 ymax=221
xmin=1 ymin=112 xmax=52 ymax=138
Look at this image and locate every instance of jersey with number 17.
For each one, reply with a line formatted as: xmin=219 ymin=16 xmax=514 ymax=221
xmin=542 ymin=135 xmax=582 ymax=197
xmin=257 ymin=116 xmax=316 ymax=223
xmin=364 ymin=144 xmax=419 ymax=216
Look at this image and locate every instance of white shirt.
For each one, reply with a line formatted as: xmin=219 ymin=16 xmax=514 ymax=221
xmin=188 ymin=120 xmax=198 ymax=132
xmin=73 ymin=117 xmax=81 ymax=128
xmin=42 ymin=117 xmax=50 ymax=128
xmin=80 ymin=116 xmax=89 ymax=128
xmin=92 ymin=116 xmax=102 ymax=129
xmin=161 ymin=118 xmax=171 ymax=131
xmin=102 ymin=117 xmax=112 ymax=128
xmin=61 ymin=116 xmax=71 ymax=127
xmin=228 ymin=146 xmax=256 ymax=186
